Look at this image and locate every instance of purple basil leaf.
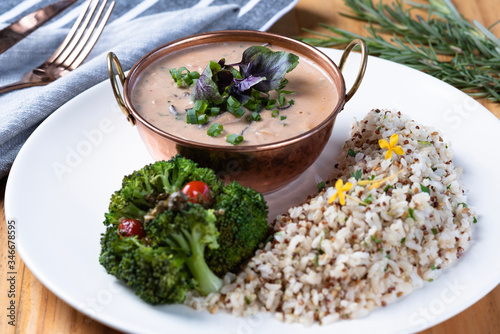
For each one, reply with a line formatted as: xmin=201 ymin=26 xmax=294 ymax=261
xmin=233 ymin=75 xmax=266 ymax=92
xmin=191 ymin=61 xmax=225 ymax=104
xmin=238 ymin=46 xmax=299 ymax=92
xmin=215 ymin=70 xmax=234 ymax=95
xmin=228 ymin=85 xmax=252 ymax=105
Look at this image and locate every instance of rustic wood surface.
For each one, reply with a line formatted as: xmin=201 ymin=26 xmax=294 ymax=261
xmin=1 ymin=0 xmax=499 ymax=333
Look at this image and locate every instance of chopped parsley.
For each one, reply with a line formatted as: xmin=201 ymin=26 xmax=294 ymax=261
xmin=408 ymin=208 xmax=416 ymax=220
xmin=317 ymin=181 xmax=326 ymax=191
xmin=348 ymin=148 xmax=359 ymax=157
xmin=351 ymin=169 xmax=362 ymax=181
xmin=420 ymin=184 xmax=430 ymax=194
xmin=363 ymin=194 xmax=374 ymax=205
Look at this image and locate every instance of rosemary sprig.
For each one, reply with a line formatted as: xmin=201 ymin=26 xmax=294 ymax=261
xmin=300 ymin=0 xmax=500 ymax=102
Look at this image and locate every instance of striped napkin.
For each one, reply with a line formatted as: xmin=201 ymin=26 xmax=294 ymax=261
xmin=0 ymin=0 xmax=298 ymax=178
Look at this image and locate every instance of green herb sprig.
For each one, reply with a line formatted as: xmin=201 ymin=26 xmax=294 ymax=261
xmin=300 ymin=0 xmax=500 ymax=102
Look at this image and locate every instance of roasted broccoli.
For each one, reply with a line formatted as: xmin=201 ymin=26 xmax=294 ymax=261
xmin=206 ymin=181 xmax=269 ymax=276
xmin=99 ymin=226 xmax=192 ymax=304
xmin=99 ymin=155 xmax=269 ymax=304
xmin=146 ymin=204 xmax=222 ymax=295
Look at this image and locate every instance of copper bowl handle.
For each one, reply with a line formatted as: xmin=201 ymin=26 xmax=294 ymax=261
xmin=338 ymin=38 xmax=368 ymax=103
xmin=107 ymin=52 xmax=136 ymax=125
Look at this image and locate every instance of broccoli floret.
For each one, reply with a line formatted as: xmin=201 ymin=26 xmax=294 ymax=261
xmin=105 ymin=156 xmax=223 ymax=226
xmin=99 ymin=156 xmax=269 ymax=304
xmin=146 ymin=204 xmax=223 ymax=295
xmin=206 ymin=181 xmax=270 ymax=276
xmin=99 ymin=226 xmax=193 ymax=304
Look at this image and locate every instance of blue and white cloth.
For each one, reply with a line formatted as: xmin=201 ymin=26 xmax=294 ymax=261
xmin=0 ymin=0 xmax=298 ymax=178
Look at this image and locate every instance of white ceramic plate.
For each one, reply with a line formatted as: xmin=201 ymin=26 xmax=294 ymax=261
xmin=5 ymin=48 xmax=500 ymax=334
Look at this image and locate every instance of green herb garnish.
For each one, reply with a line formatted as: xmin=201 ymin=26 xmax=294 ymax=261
xmin=348 ymin=148 xmax=359 ymax=157
xmin=408 ymin=208 xmax=416 ymax=220
xmin=371 ymin=235 xmax=383 ymax=243
xmin=363 ymin=194 xmax=374 ymax=205
xmin=207 ymin=123 xmax=223 ymax=137
xmin=251 ymin=112 xmax=262 ymax=121
xmin=317 ymin=181 xmax=326 ymax=191
xmin=226 ymin=134 xmax=244 ymax=145
xmin=351 ymin=169 xmax=362 ymax=180
xmin=169 ymin=67 xmax=200 ymax=87
xmin=420 ymin=184 xmax=430 ymax=194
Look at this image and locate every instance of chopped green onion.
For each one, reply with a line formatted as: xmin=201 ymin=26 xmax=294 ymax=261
xmin=432 ymin=228 xmax=438 ymax=235
xmin=226 ymin=134 xmax=243 ymax=145
xmin=169 ymin=68 xmax=177 ymax=79
xmin=280 ymin=115 xmax=287 ymax=121
xmin=170 ymin=67 xmax=199 ymax=87
xmin=193 ymin=100 xmax=208 ymax=114
xmin=371 ymin=235 xmax=383 ymax=243
xmin=186 ymin=109 xmax=198 ymax=124
xmin=271 ymin=110 xmax=279 ymax=117
xmin=400 ymin=237 xmax=406 ymax=244
xmin=277 ymin=90 xmax=295 ymax=106
xmin=251 ymin=112 xmax=262 ymax=121
xmin=473 ymin=216 xmax=477 ymax=223
xmin=207 ymin=123 xmax=223 ymax=137
xmin=266 ymin=99 xmax=276 ymax=110
xmin=234 ymin=106 xmax=246 ymax=118
xmin=197 ymin=114 xmax=208 ymax=124
xmin=210 ymin=107 xmax=220 ymax=116
xmin=317 ymin=181 xmax=326 ymax=191
xmin=227 ymin=96 xmax=240 ymax=109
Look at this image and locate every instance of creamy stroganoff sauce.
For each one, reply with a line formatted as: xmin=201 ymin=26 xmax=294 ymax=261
xmin=131 ymin=41 xmax=338 ymax=146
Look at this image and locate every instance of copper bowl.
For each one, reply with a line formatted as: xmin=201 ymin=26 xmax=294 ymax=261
xmin=107 ymin=30 xmax=367 ymax=193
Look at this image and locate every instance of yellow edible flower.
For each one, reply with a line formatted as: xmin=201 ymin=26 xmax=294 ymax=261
xmin=328 ymin=179 xmax=353 ymax=205
xmin=379 ymin=133 xmax=404 ymax=160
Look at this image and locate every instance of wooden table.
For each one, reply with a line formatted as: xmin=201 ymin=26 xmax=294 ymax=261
xmin=1 ymin=0 xmax=499 ymax=333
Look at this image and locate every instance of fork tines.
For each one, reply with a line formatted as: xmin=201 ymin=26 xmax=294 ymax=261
xmin=48 ymin=0 xmax=115 ymax=71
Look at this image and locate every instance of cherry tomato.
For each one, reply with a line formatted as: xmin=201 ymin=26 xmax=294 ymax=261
xmin=118 ymin=218 xmax=145 ymax=238
xmin=182 ymin=180 xmax=212 ymax=205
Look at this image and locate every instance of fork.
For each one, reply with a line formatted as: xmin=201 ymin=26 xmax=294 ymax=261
xmin=0 ymin=0 xmax=115 ymax=94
